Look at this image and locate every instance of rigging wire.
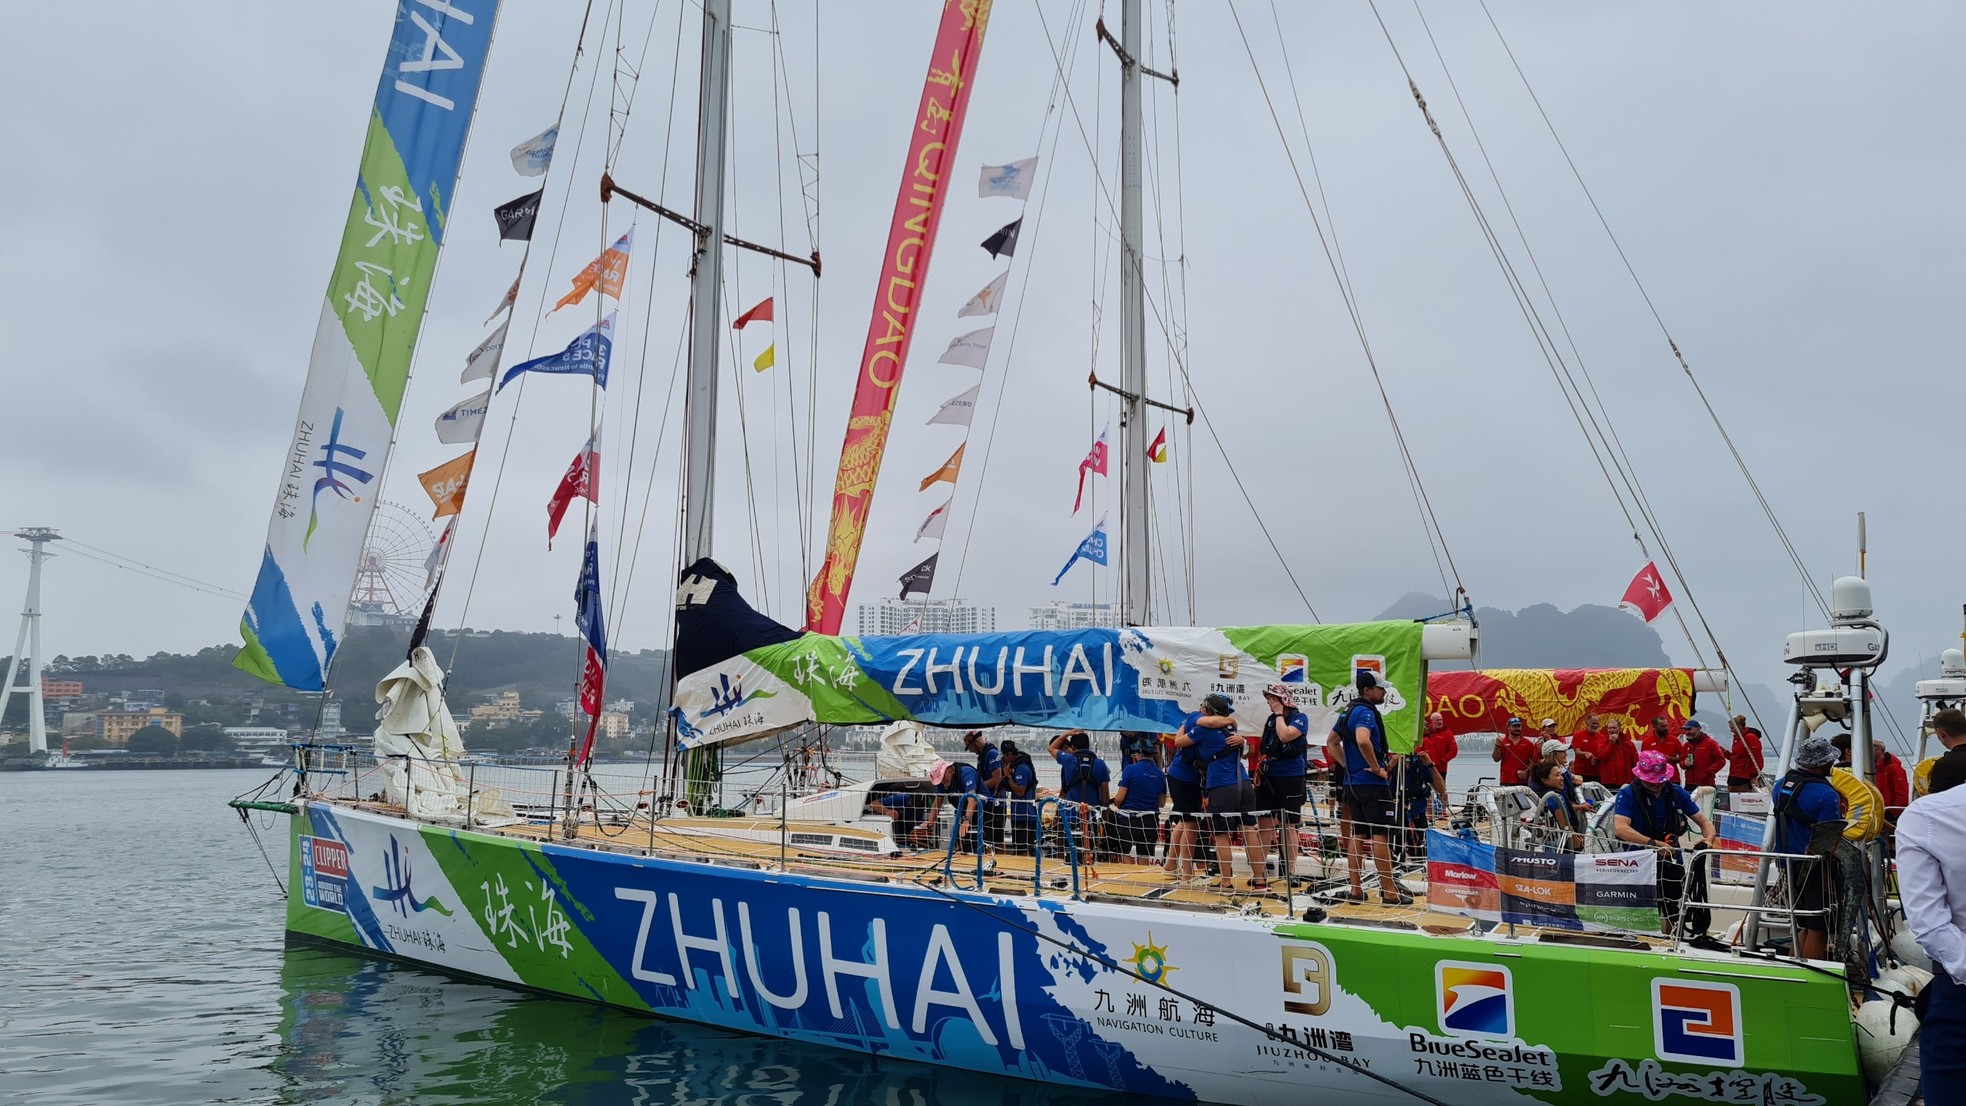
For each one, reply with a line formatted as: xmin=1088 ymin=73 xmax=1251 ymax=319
xmin=55 ymin=539 xmax=247 ymax=603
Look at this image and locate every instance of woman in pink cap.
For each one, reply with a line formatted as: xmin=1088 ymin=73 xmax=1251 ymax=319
xmin=1611 ymin=749 xmax=1717 ymax=933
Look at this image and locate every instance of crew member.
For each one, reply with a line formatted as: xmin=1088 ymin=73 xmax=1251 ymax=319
xmin=1772 ymin=737 xmax=1847 ymax=962
xmin=1049 ymin=731 xmax=1111 ymax=857
xmin=1492 ymin=716 xmax=1540 ymax=788
xmin=1167 ymin=697 xmax=1236 ymax=882
xmin=1611 ymin=750 xmax=1718 ymax=934
xmin=1874 ymin=737 xmax=1910 ymax=827
xmin=998 ymin=740 xmax=1039 ymax=855
xmin=1173 ymin=693 xmax=1262 ymax=891
xmin=1684 ymin=721 xmax=1727 ymax=790
xmin=1897 ymin=738 xmax=1966 ymax=1106
xmin=1339 ymin=671 xmax=1410 ymax=905
xmin=1726 ymin=715 xmax=1765 ymax=792
xmin=1109 ymin=734 xmax=1166 ymax=861
xmin=964 ymin=730 xmax=1005 ymax=850
xmin=1571 ymin=711 xmax=1605 ymax=785
xmin=926 ymin=759 xmax=986 ymax=853
xmin=1598 ymin=717 xmax=1639 ymax=788
xmin=1255 ymin=684 xmax=1310 ymax=883
xmin=1398 ymin=743 xmax=1448 ymax=857
xmin=1420 ymin=711 xmax=1459 ymax=777
xmin=1527 ymin=759 xmax=1587 ymax=850
xmin=1930 ymin=708 xmax=1966 ymax=794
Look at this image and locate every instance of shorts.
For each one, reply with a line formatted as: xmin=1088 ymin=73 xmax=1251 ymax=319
xmin=1256 ymin=775 xmax=1308 ymax=824
xmin=1343 ymin=784 xmax=1397 ymax=838
xmin=1790 ymin=859 xmax=1830 ymax=932
xmin=1167 ymin=776 xmax=1203 ymax=823
xmin=1110 ymin=810 xmax=1160 ymax=857
xmin=1205 ymin=781 xmax=1252 ymax=834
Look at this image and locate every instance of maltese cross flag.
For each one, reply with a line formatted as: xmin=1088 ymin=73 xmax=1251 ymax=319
xmin=1619 ymin=562 xmax=1674 ymax=623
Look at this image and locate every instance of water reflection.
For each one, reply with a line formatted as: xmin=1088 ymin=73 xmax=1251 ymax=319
xmin=272 ymin=944 xmax=1136 ymax=1106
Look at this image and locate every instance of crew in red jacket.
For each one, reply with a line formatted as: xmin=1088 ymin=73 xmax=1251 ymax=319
xmin=1683 ymin=721 xmax=1727 ymax=789
xmin=1571 ymin=712 xmax=1604 ymax=784
xmin=1420 ymin=711 xmax=1459 ymax=775
xmin=1872 ymin=737 xmax=1910 ymax=824
xmin=1597 ymin=717 xmax=1640 ymax=788
xmin=1491 ymin=717 xmax=1540 ymax=787
xmin=1640 ymin=716 xmax=1687 ymax=783
xmin=1726 ymin=715 xmax=1765 ymax=791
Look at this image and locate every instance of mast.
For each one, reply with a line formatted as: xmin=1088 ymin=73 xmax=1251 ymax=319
xmin=681 ymin=0 xmax=733 ymax=566
xmin=1117 ymin=0 xmax=1151 ymax=627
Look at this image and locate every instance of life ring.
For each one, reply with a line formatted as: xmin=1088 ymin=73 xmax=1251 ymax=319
xmin=1913 ymin=756 xmax=1939 ymax=798
xmin=1830 ymin=768 xmax=1885 ymax=842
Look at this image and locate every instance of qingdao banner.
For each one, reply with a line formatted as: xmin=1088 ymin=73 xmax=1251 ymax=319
xmin=236 ymin=0 xmax=502 ymax=690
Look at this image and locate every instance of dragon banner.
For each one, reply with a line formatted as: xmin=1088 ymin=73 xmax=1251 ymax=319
xmin=1425 ymin=668 xmax=1696 ymax=735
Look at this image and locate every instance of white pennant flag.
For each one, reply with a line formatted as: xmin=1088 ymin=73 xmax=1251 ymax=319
xmin=979 ymin=157 xmax=1038 ymax=199
xmin=927 ymin=384 xmax=981 ymax=428
xmin=487 ymin=274 xmax=520 ymax=323
xmin=958 ymin=272 xmax=1009 ymax=318
xmin=916 ymin=501 xmax=950 ymax=542
xmin=434 ymin=389 xmax=492 ymax=445
xmin=511 ymin=125 xmax=559 ymax=177
xmin=938 ymin=326 xmax=994 ymax=369
xmin=461 ymin=319 xmax=509 ymax=383
xmin=423 ymin=519 xmax=455 ymax=591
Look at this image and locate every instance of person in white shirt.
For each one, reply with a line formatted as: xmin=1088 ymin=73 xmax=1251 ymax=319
xmin=1896 ymin=768 xmax=1966 ymax=1105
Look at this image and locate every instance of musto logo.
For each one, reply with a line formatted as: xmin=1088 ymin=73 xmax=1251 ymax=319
xmin=1436 ymin=961 xmax=1513 ymax=1038
xmin=1652 ymin=979 xmax=1742 ymax=1066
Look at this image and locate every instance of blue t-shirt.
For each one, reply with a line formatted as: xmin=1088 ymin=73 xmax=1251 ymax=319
xmin=939 ymin=762 xmax=982 ymax=800
xmin=1612 ymin=782 xmax=1700 ymax=842
xmin=1773 ymin=773 xmax=1842 ymax=855
xmin=1187 ymin=724 xmax=1245 ymax=789
xmin=1056 ymin=750 xmax=1111 ymax=804
xmin=974 ymin=744 xmax=1004 ymax=797
xmin=1117 ymin=759 xmax=1166 ymax=812
xmin=1003 ymin=760 xmax=1038 ymax=823
xmin=1261 ymin=710 xmax=1312 ymax=778
xmin=1341 ymin=702 xmax=1390 ymax=788
xmin=1168 ymin=712 xmax=1225 ymax=784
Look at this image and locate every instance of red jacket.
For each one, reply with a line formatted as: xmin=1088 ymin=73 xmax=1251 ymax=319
xmin=1493 ymin=735 xmax=1540 ymax=787
xmin=1570 ymin=730 xmax=1604 ymax=778
xmin=1422 ymin=730 xmax=1460 ymax=773
xmin=1597 ymin=737 xmax=1640 ymax=788
xmin=1641 ymin=732 xmax=1686 ymax=780
xmin=1686 ymin=737 xmax=1727 ymax=789
xmin=1727 ymin=727 xmax=1765 ymax=781
xmin=1876 ymin=753 xmax=1910 ymax=818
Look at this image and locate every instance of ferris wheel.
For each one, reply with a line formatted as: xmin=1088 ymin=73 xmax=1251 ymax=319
xmin=349 ymin=500 xmax=437 ymax=617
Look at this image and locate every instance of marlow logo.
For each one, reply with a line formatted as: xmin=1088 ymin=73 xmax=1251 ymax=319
xmin=1652 ymin=980 xmax=1742 ymax=1066
xmin=1437 ymin=961 xmax=1513 ymax=1039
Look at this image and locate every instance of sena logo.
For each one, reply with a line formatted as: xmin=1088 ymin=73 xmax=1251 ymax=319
xmin=1437 ymin=961 xmax=1513 ymax=1039
xmin=1653 ymin=980 xmax=1742 ymax=1066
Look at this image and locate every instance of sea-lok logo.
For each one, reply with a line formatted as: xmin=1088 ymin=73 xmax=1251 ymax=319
xmin=1652 ymin=980 xmax=1742 ymax=1066
xmin=1280 ymin=943 xmax=1335 ymax=1016
xmin=299 ymin=835 xmax=350 ymax=913
xmin=1436 ymin=961 xmax=1514 ymax=1039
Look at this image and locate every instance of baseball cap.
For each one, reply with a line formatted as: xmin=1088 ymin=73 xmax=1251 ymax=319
xmin=1540 ymin=718 xmax=1557 ymax=728
xmin=1355 ymin=670 xmax=1384 ymax=692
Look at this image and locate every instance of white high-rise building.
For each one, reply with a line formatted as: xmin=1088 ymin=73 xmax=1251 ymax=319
xmin=856 ymin=597 xmax=997 ymax=636
xmin=1028 ymin=601 xmax=1123 ymax=631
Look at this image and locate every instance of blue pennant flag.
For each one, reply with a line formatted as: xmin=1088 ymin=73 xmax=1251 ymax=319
xmin=1051 ymin=515 xmax=1109 ymax=586
xmin=574 ymin=519 xmax=608 ymax=719
xmin=498 ymin=312 xmax=614 ymax=393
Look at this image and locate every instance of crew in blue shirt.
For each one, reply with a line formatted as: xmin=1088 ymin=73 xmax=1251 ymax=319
xmin=1174 ymin=693 xmax=1261 ymax=890
xmin=1255 ymin=684 xmax=1311 ymax=883
xmin=1167 ymin=699 xmax=1234 ymax=882
xmin=1336 ymin=670 xmax=1408 ymax=905
xmin=927 ymin=758 xmax=985 ymax=853
xmin=997 ymin=740 xmax=1039 ymax=855
xmin=1611 ymin=749 xmax=1718 ymax=933
xmin=1049 ymin=731 xmax=1111 ymax=856
xmin=1770 ymin=736 xmax=1846 ymax=961
xmin=964 ymin=730 xmax=1005 ymax=850
xmin=1109 ymin=734 xmax=1166 ymax=860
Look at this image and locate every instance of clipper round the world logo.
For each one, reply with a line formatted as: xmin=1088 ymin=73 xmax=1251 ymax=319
xmin=1652 ymin=979 xmax=1743 ymax=1066
xmin=1435 ymin=961 xmax=1513 ymax=1039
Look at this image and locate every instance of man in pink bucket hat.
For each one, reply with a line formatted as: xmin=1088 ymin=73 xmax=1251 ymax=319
xmin=1611 ymin=749 xmax=1718 ymax=933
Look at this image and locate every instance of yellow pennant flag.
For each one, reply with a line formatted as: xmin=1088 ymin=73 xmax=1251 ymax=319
xmin=752 ymin=343 xmax=775 ymax=372
xmin=919 ymin=441 xmax=964 ymax=492
xmin=552 ymin=229 xmax=634 ymax=312
xmin=417 ymin=450 xmax=476 ymax=519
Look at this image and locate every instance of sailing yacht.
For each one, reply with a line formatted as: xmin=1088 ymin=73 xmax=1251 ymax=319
xmin=225 ymin=3 xmax=1909 ymax=1103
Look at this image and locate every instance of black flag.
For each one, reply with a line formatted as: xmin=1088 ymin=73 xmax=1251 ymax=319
xmin=899 ymin=553 xmax=939 ymax=599
xmin=981 ymin=217 xmax=1022 ymax=259
xmin=494 ymin=188 xmax=544 ymax=242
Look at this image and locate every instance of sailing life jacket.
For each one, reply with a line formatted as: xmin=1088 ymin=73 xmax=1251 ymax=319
xmin=1773 ymin=770 xmax=1842 ymax=853
xmin=1621 ymin=783 xmax=1691 ymax=842
xmin=1261 ymin=711 xmax=1311 ymax=770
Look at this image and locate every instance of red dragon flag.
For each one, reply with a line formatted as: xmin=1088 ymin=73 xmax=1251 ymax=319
xmin=1619 ymin=562 xmax=1674 ymax=623
xmin=732 ymin=296 xmax=773 ymax=329
xmin=1148 ymin=427 xmax=1168 ymax=463
xmin=546 ymin=437 xmax=600 ymax=548
xmin=1073 ymin=427 xmax=1110 ymax=514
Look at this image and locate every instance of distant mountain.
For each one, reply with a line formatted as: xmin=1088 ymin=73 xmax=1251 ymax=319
xmin=1378 ymin=593 xmax=1671 ymax=670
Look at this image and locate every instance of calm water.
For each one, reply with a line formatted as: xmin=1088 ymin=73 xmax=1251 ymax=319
xmin=0 ymin=769 xmax=1140 ymax=1106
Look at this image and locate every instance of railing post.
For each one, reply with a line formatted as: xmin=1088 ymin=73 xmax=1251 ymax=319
xmin=465 ymin=762 xmax=477 ymax=830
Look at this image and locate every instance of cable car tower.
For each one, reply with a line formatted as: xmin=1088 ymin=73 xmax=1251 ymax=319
xmin=0 ymin=527 xmax=61 ymax=754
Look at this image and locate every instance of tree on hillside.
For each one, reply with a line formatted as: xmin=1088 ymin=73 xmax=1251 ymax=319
xmin=126 ymin=725 xmax=179 ymax=756
xmin=179 ymin=724 xmax=233 ymax=752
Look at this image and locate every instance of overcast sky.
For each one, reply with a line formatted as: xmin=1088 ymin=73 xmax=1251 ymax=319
xmin=1 ymin=1 xmax=1960 ymax=695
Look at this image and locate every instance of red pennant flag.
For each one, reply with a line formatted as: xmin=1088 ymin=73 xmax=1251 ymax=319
xmin=1073 ymin=428 xmax=1110 ymax=514
xmin=733 ymin=296 xmax=774 ymax=329
xmin=546 ymin=440 xmax=600 ymax=547
xmin=1147 ymin=427 xmax=1168 ymax=463
xmin=1618 ymin=561 xmax=1674 ymax=623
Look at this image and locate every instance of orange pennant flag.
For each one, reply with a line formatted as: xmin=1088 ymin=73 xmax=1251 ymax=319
xmin=552 ymin=229 xmax=634 ymax=312
xmin=919 ymin=442 xmax=965 ymax=492
xmin=418 ymin=451 xmax=476 ymax=519
xmin=733 ymin=296 xmax=773 ymax=329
